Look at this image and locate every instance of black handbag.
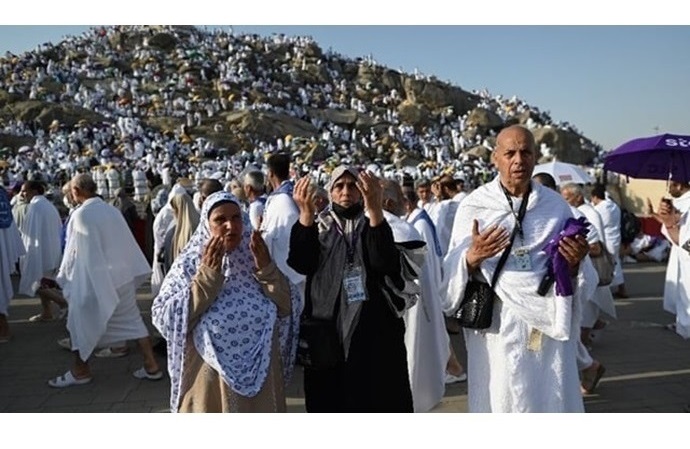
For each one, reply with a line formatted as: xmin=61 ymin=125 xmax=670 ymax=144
xmin=454 ymin=279 xmax=497 ymax=329
xmin=454 ymin=185 xmax=530 ymax=329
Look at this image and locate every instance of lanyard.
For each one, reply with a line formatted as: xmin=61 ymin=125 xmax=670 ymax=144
xmin=499 ymin=182 xmax=531 ymax=241
xmin=332 ymin=215 xmax=360 ymax=265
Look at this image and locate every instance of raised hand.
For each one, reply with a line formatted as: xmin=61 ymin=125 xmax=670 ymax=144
xmin=249 ymin=230 xmax=271 ymax=270
xmin=647 ymin=197 xmax=667 ymax=225
xmin=465 ymin=219 xmax=511 ymax=272
xmin=657 ymin=198 xmax=679 ymax=228
xmin=293 ymin=176 xmax=316 ymax=226
xmin=202 ymin=236 xmax=224 ymax=272
xmin=357 ymin=171 xmax=384 ymax=225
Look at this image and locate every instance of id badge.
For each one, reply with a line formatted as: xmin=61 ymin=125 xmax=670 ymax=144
xmin=513 ymin=247 xmax=532 ymax=271
xmin=343 ymin=265 xmax=366 ymax=303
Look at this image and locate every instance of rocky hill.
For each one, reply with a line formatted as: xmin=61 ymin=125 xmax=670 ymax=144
xmin=0 ymin=25 xmax=600 ymax=170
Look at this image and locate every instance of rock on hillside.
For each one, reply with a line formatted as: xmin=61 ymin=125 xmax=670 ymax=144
xmin=466 ymin=107 xmax=504 ymax=131
xmin=224 ymin=110 xmax=318 ymax=140
xmin=532 ymin=127 xmax=596 ymax=165
xmin=0 ymin=100 xmax=107 ymax=129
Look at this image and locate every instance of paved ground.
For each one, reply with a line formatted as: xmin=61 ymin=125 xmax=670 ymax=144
xmin=1 ymin=262 xmax=689 ymax=413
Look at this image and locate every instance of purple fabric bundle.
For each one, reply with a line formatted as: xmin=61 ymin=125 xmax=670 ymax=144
xmin=543 ymin=217 xmax=590 ymax=296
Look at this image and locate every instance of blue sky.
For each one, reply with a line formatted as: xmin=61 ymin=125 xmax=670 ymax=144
xmin=0 ymin=23 xmax=688 ymax=153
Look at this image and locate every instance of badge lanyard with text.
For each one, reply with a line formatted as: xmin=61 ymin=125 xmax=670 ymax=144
xmin=333 ymin=218 xmax=366 ymax=303
xmin=500 ymin=183 xmax=531 ymax=271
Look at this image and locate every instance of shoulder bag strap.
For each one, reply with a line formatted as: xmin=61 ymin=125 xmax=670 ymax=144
xmin=489 ymin=184 xmax=531 ymax=288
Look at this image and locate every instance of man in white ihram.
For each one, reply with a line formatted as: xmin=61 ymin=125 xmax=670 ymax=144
xmin=560 ymin=183 xmax=617 ymax=343
xmin=17 ymin=180 xmax=63 ymax=300
xmin=442 ymin=125 xmax=595 ymax=412
xmin=0 ymin=187 xmax=25 ymax=343
xmin=381 ymin=179 xmax=449 ymax=413
xmin=260 ymin=152 xmax=305 ymax=299
xmin=48 ymin=174 xmax=162 ymax=387
xmin=652 ymin=181 xmax=690 ymax=332
xmin=654 ymin=181 xmax=690 ymax=338
xmin=655 ymin=189 xmax=690 ymax=413
xmin=590 ymin=185 xmax=626 ymax=298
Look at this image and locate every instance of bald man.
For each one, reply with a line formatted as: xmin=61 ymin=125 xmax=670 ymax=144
xmin=443 ymin=125 xmax=595 ymax=412
xmin=48 ymin=174 xmax=161 ymax=387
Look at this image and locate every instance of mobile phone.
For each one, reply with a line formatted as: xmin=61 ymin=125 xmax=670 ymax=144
xmin=662 ymin=198 xmax=673 ymax=207
xmin=537 ymin=271 xmax=555 ymax=296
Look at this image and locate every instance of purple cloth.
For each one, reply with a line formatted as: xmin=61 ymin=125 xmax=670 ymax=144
xmin=543 ymin=217 xmax=590 ymax=297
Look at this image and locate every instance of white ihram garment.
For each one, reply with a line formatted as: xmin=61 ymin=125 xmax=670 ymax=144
xmin=442 ymin=179 xmax=597 ymax=412
xmin=576 ymin=203 xmax=616 ymax=326
xmin=594 ymin=199 xmax=623 ymax=288
xmin=260 ymin=182 xmax=305 ymax=304
xmin=18 ymin=195 xmax=63 ymax=296
xmin=57 ymin=197 xmax=152 ymax=361
xmin=662 ymin=209 xmax=690 ymax=339
xmin=428 ymin=199 xmax=458 ymax=257
xmin=663 ymin=191 xmax=690 ymax=315
xmin=0 ymin=219 xmax=25 ymax=315
xmin=403 ymin=208 xmax=450 ymax=413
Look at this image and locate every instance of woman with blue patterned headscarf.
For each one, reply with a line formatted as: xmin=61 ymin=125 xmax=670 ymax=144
xmin=152 ymin=191 xmax=300 ymax=412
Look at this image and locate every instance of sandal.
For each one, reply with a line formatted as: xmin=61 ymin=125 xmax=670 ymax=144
xmin=57 ymin=337 xmax=72 ymax=351
xmin=94 ymin=347 xmax=129 ymax=358
xmin=133 ymin=367 xmax=164 ymax=381
xmin=29 ymin=314 xmax=54 ymax=322
xmin=581 ymin=362 xmax=606 ymax=394
xmin=48 ymin=370 xmax=92 ymax=388
xmin=445 ymin=372 xmax=468 ymax=384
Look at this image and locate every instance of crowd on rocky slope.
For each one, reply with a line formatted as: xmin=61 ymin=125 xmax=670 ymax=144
xmin=0 ymin=25 xmax=603 ymax=199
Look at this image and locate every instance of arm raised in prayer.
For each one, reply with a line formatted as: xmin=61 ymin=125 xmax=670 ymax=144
xmin=287 ymin=220 xmax=321 ymax=276
xmin=188 ymin=236 xmax=226 ymax=328
xmin=362 ymin=220 xmax=401 ymax=278
xmin=188 ymin=264 xmax=224 ymax=329
xmin=254 ymin=261 xmax=291 ymax=318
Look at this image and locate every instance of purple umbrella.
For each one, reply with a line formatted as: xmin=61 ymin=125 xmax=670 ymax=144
xmin=603 ymin=133 xmax=690 ymax=183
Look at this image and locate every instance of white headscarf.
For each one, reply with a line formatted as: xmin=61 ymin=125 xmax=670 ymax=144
xmin=152 ymin=191 xmax=300 ymax=412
